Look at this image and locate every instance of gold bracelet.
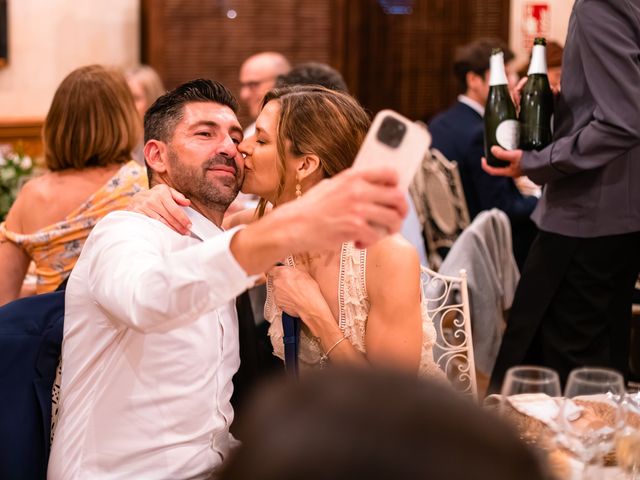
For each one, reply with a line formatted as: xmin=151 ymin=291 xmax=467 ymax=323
xmin=319 ymin=336 xmax=348 ymax=368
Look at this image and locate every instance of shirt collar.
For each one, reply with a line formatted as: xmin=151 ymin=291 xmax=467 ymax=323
xmin=457 ymin=94 xmax=485 ymax=117
xmin=183 ymin=207 xmax=223 ymax=241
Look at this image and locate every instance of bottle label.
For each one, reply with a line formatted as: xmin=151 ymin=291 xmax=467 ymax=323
xmin=496 ymin=120 xmax=520 ymax=150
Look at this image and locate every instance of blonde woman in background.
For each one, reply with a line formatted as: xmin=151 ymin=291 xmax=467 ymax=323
xmin=126 ymin=65 xmax=166 ymax=164
xmin=0 ymin=65 xmax=148 ymax=306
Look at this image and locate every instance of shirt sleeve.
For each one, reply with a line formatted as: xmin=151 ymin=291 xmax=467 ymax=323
xmin=521 ymin=0 xmax=640 ymax=184
xmin=86 ymin=212 xmax=258 ymax=334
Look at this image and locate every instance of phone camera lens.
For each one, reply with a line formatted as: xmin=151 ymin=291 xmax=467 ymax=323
xmin=376 ymin=116 xmax=406 ymax=148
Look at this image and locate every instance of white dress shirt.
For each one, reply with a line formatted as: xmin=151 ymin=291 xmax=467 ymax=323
xmin=48 ymin=208 xmax=257 ymax=480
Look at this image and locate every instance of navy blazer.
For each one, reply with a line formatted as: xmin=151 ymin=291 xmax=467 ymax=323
xmin=0 ymin=291 xmax=64 ymax=480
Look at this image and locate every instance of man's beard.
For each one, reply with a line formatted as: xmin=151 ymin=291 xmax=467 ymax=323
xmin=166 ymin=147 xmax=242 ymax=212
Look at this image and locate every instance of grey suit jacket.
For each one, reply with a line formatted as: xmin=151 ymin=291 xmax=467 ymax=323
xmin=521 ymin=0 xmax=640 ymax=237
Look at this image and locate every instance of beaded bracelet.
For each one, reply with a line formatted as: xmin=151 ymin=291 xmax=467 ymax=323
xmin=319 ymin=336 xmax=348 ymax=368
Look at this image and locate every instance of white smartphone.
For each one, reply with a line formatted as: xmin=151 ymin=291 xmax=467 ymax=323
xmin=352 ymin=109 xmax=431 ymax=190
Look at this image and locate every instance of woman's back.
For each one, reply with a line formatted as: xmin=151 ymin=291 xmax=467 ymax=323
xmin=0 ymin=65 xmax=145 ymax=304
xmin=14 ymin=164 xmax=123 ymax=234
xmin=1 ymin=161 xmax=147 ymax=294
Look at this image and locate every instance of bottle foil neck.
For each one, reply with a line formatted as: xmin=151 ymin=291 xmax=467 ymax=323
xmin=527 ymin=44 xmax=548 ymax=75
xmin=489 ymin=52 xmax=508 ymax=86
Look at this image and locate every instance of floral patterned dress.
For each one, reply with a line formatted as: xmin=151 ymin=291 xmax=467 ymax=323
xmin=0 ymin=161 xmax=147 ymax=293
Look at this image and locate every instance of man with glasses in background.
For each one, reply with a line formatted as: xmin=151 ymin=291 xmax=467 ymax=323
xmin=238 ymin=51 xmax=290 ymax=137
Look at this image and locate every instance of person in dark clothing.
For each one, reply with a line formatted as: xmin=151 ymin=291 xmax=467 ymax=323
xmin=485 ymin=0 xmax=640 ymax=391
xmin=429 ymin=38 xmax=538 ymax=269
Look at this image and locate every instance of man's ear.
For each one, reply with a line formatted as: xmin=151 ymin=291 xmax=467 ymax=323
xmin=296 ymin=154 xmax=321 ymax=182
xmin=144 ymin=140 xmax=168 ymax=176
xmin=466 ymin=71 xmax=484 ymax=91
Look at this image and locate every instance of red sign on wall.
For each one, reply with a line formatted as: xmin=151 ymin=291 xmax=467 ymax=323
xmin=522 ymin=3 xmax=550 ymax=50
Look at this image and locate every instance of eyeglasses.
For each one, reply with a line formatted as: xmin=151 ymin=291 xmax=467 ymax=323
xmin=239 ymin=77 xmax=276 ymax=91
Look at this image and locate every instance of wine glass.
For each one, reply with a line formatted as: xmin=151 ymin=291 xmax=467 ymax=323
xmin=557 ymin=367 xmax=625 ymax=478
xmin=500 ymin=366 xmax=562 ymax=447
xmin=501 ymin=365 xmax=562 ymax=397
xmin=617 ymin=390 xmax=640 ymax=479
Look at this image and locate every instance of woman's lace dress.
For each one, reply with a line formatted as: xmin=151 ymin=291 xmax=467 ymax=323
xmin=265 ymin=242 xmax=445 ymax=379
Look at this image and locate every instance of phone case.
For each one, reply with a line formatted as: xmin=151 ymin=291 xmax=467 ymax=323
xmin=352 ymin=109 xmax=432 ymax=190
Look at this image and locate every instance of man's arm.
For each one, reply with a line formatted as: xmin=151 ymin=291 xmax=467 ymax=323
xmin=521 ymin=1 xmax=640 ymax=184
xmin=230 ymin=167 xmax=407 ymax=275
xmin=89 ymin=167 xmax=407 ymax=331
xmin=87 ymin=213 xmax=256 ymax=334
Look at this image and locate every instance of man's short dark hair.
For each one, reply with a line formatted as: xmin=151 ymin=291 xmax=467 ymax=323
xmin=143 ymin=79 xmax=238 ymax=184
xmin=453 ymin=38 xmax=514 ymax=93
xmin=144 ymin=78 xmax=238 ymax=144
xmin=275 ymin=62 xmax=348 ymax=93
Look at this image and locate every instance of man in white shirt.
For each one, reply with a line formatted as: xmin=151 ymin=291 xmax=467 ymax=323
xmin=48 ymin=79 xmax=407 ymax=479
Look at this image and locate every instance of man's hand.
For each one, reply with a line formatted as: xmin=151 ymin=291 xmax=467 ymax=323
xmin=512 ymin=76 xmax=528 ymax=114
xmin=128 ymin=185 xmax=192 ymax=235
xmin=512 ymin=76 xmax=560 ymax=114
xmin=482 ymin=146 xmax=523 ymax=178
xmin=293 ymin=166 xmax=408 ymax=251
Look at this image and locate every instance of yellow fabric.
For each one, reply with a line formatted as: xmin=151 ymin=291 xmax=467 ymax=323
xmin=0 ymin=161 xmax=148 ymax=293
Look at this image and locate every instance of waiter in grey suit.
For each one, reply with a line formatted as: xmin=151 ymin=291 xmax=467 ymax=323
xmin=484 ymin=0 xmax=640 ymax=390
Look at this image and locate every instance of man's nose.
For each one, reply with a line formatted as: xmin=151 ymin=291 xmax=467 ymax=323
xmin=217 ymin=135 xmax=239 ymax=158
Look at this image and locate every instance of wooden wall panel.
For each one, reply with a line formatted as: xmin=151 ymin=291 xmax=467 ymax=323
xmin=141 ymin=0 xmax=510 ymax=125
xmin=142 ymin=0 xmax=336 ymax=126
xmin=340 ymin=0 xmax=511 ymax=121
xmin=0 ymin=118 xmax=44 ymax=160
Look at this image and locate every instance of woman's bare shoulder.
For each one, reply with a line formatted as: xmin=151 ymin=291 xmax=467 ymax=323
xmin=3 ymin=175 xmax=54 ymax=232
xmin=365 ymin=234 xmax=420 ymax=293
xmin=366 ymin=234 xmax=419 ymax=269
xmin=9 ymin=167 xmax=118 ymax=233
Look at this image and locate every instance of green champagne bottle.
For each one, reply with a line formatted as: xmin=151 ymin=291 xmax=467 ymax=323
xmin=519 ymin=37 xmax=554 ymax=151
xmin=484 ymin=49 xmax=519 ymax=168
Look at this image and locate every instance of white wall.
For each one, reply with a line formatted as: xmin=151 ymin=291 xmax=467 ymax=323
xmin=0 ymin=0 xmax=139 ymax=118
xmin=510 ymin=0 xmax=574 ymax=65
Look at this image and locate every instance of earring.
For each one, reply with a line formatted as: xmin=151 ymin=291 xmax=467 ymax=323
xmin=295 ymin=177 xmax=302 ymax=199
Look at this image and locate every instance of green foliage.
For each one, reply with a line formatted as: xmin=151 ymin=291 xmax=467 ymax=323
xmin=0 ymin=145 xmax=34 ymax=221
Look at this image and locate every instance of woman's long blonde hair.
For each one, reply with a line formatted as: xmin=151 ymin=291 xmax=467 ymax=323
xmin=257 ymin=85 xmax=371 ymax=216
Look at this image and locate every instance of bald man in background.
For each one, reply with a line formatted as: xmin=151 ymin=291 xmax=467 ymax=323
xmin=239 ymin=52 xmax=290 ymax=137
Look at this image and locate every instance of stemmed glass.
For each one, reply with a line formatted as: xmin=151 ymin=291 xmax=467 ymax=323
xmin=500 ymin=366 xmax=562 ymax=447
xmin=617 ymin=390 xmax=640 ymax=479
xmin=501 ymin=365 xmax=562 ymax=397
xmin=557 ymin=367 xmax=625 ymax=479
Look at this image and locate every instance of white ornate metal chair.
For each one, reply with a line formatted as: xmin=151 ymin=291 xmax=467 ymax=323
xmin=410 ymin=148 xmax=470 ymax=270
xmin=421 ymin=265 xmax=477 ymax=399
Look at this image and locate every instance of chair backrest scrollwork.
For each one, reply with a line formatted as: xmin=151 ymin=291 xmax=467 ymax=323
xmin=421 ymin=266 xmax=477 ymax=399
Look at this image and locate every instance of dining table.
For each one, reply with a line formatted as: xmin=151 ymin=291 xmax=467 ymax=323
xmin=485 ymin=393 xmax=639 ymax=479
